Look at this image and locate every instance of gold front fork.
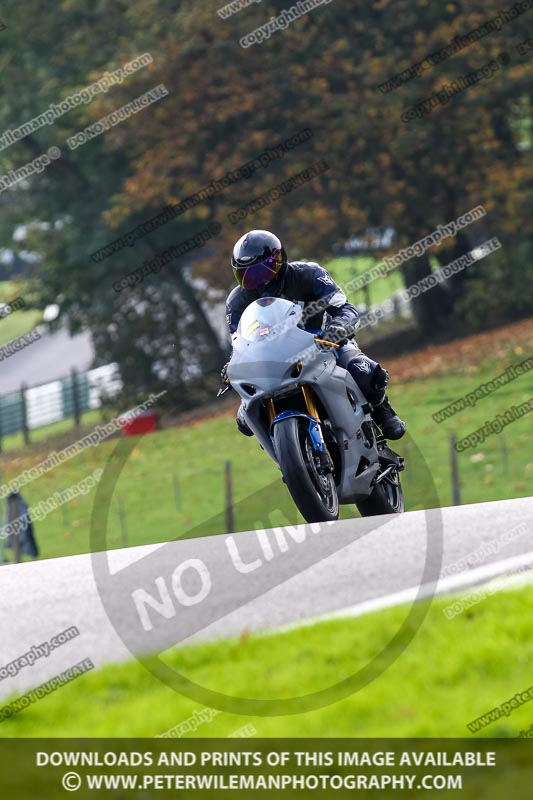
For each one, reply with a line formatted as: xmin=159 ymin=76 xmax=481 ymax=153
xmin=265 ymin=397 xmax=275 ymax=424
xmin=302 ymin=386 xmax=321 ymax=423
xmin=266 ymin=387 xmax=320 ymax=424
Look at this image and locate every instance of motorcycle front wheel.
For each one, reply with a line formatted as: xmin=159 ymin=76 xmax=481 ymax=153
xmin=273 ymin=416 xmax=339 ymax=524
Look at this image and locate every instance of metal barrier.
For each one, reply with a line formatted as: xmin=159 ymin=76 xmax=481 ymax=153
xmin=0 ymin=363 xmax=121 ymax=449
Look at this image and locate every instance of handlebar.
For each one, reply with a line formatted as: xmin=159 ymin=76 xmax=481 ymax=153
xmin=314 ymin=337 xmax=342 ymax=349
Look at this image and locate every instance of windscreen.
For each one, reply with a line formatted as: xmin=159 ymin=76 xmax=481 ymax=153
xmin=237 ymin=297 xmax=302 ymax=343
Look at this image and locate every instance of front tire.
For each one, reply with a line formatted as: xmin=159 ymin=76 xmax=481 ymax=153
xmin=273 ymin=416 xmax=339 ymax=523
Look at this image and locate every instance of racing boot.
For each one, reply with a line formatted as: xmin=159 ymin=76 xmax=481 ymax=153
xmin=372 ymin=395 xmax=406 ymax=440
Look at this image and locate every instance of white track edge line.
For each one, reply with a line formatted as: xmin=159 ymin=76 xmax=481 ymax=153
xmin=263 ymin=547 xmax=533 ymax=636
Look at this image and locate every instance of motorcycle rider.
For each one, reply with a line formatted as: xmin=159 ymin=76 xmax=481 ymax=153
xmin=223 ymin=229 xmax=405 ymax=440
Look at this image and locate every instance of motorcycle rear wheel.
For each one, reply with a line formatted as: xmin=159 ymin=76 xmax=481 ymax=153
xmin=356 ymin=470 xmax=404 ymax=517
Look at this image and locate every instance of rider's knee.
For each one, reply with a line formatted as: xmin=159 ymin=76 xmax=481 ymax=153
xmin=371 ymin=364 xmax=389 ymax=392
xmin=346 ymin=356 xmax=389 ymax=401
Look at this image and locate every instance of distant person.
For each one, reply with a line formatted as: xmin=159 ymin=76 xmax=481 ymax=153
xmin=6 ymin=492 xmax=39 ymax=561
xmin=223 ymin=229 xmax=406 ymax=439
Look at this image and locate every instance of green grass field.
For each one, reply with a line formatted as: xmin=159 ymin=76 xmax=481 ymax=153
xmin=1 ymin=583 xmax=532 ymax=737
xmin=0 ymin=340 xmax=531 ymax=562
xmin=0 ymin=409 xmax=103 ymax=452
xmin=323 ymin=255 xmax=405 ymax=308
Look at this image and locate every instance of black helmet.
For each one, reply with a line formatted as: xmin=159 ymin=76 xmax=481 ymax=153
xmin=231 ymin=230 xmax=287 ymax=290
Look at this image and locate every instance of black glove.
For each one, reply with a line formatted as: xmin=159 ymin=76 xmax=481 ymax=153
xmin=220 ymin=363 xmax=230 ymax=385
xmin=323 ymin=321 xmax=355 ymax=346
xmin=217 ymin=362 xmax=233 ymax=397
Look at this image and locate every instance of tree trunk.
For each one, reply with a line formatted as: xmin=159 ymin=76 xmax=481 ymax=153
xmin=401 ymin=252 xmax=451 ymax=335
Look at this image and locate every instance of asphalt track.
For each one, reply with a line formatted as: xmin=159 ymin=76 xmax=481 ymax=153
xmin=0 ymin=496 xmax=531 ymax=700
xmin=1 ymin=326 xmax=93 ymax=393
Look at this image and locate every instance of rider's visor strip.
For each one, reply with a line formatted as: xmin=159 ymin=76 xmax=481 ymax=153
xmin=234 ymin=251 xmax=283 ymax=290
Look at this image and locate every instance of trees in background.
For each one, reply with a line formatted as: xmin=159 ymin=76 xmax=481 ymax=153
xmin=0 ymin=0 xmax=530 ymax=401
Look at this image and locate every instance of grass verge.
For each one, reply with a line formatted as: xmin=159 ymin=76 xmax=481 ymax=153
xmin=1 ymin=584 xmax=532 ymax=737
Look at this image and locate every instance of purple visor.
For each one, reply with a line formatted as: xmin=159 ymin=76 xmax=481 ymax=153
xmin=233 ymin=255 xmax=280 ymax=290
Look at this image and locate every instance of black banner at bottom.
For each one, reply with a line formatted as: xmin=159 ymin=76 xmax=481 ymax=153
xmin=0 ymin=738 xmax=531 ymax=797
